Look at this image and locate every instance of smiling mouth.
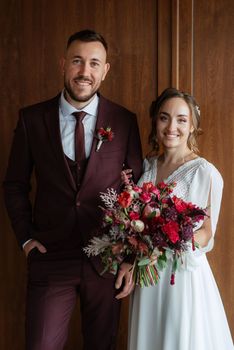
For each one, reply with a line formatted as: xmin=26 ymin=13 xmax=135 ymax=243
xmin=164 ymin=133 xmax=179 ymax=139
xmin=74 ymin=78 xmax=92 ymax=86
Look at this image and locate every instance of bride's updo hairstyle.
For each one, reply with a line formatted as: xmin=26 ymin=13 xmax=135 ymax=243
xmin=148 ymin=87 xmax=202 ymax=155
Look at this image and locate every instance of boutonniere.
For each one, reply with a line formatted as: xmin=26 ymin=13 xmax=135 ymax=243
xmin=96 ymin=127 xmax=114 ymax=152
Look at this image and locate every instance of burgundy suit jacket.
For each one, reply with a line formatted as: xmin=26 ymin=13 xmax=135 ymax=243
xmin=3 ymin=93 xmax=142 ymax=272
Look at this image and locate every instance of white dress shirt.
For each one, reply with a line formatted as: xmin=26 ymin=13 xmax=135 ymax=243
xmin=59 ymin=91 xmax=99 ymax=160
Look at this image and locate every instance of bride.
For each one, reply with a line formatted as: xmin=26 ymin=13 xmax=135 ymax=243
xmin=127 ymin=88 xmax=233 ymax=350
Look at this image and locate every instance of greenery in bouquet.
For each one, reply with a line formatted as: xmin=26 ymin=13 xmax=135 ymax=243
xmin=84 ymin=181 xmax=207 ymax=287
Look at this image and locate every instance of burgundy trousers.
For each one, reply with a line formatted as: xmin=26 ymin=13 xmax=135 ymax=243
xmin=26 ymin=252 xmax=121 ymax=350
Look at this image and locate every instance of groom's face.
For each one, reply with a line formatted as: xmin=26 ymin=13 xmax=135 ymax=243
xmin=61 ymin=40 xmax=110 ymax=108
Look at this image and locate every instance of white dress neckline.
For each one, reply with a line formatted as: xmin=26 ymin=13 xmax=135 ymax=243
xmin=155 ymin=156 xmax=201 ymax=184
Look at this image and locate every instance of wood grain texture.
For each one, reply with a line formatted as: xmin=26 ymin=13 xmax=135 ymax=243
xmin=193 ymin=0 xmax=234 ymax=335
xmin=157 ymin=0 xmax=172 ymax=93
xmin=178 ymin=0 xmax=194 ymax=93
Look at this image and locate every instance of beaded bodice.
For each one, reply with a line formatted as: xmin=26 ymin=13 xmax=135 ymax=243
xmin=138 ymin=157 xmax=207 ymax=201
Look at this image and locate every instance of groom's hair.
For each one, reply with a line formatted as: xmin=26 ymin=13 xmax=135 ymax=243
xmin=67 ymin=29 xmax=108 ymax=52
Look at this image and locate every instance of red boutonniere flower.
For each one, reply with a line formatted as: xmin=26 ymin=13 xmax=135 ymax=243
xmin=96 ymin=127 xmax=114 ymax=152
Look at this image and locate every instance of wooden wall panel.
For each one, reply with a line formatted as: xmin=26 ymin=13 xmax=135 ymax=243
xmin=193 ymin=0 xmax=234 ymax=334
xmin=0 ymin=1 xmax=156 ymax=349
xmin=157 ymin=0 xmax=172 ymax=92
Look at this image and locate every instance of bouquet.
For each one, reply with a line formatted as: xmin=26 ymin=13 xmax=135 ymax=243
xmin=84 ymin=181 xmax=207 ymax=287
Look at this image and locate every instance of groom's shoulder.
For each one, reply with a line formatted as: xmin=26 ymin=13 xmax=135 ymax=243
xmin=99 ymin=94 xmax=136 ymax=117
xmin=20 ymin=94 xmax=60 ymax=115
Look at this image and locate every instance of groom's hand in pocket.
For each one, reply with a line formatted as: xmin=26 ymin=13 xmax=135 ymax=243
xmin=23 ymin=239 xmax=47 ymax=258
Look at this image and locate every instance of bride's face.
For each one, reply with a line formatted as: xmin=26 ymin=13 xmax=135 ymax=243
xmin=156 ymin=97 xmax=194 ymax=151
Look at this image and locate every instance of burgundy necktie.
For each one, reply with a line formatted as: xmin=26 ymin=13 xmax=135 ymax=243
xmin=73 ymin=111 xmax=86 ymax=161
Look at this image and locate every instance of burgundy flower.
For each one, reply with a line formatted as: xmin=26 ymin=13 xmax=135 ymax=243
xmin=181 ymin=224 xmax=193 ymax=241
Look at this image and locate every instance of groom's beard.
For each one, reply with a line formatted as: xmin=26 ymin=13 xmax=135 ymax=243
xmin=64 ymin=76 xmax=98 ymax=103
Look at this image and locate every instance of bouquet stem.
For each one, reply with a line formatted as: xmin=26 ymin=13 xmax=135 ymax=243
xmin=134 ymin=263 xmax=159 ymax=288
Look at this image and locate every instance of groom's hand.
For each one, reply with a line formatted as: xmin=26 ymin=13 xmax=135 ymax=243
xmin=115 ymin=262 xmax=135 ymax=299
xmin=23 ymin=239 xmax=47 ymax=258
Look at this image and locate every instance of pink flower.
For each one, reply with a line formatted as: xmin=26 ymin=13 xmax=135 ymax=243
xmin=140 ymin=192 xmax=152 ymax=203
xmin=143 ymin=203 xmax=160 ymax=218
xmin=129 ymin=211 xmax=140 ymax=220
xmin=162 ymin=221 xmax=180 ymax=243
xmin=132 ymin=185 xmax=142 ymax=193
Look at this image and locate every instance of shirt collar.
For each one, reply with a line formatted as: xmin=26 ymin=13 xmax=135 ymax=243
xmin=59 ymin=91 xmax=99 ymax=118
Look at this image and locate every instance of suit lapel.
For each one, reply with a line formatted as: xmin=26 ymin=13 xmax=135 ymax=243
xmin=43 ymin=95 xmax=77 ymax=191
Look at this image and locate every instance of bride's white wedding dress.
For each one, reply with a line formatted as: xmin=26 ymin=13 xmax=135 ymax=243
xmin=128 ymin=157 xmax=233 ymax=350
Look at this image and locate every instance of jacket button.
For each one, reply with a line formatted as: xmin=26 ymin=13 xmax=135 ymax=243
xmin=76 ymin=201 xmax=80 ymax=207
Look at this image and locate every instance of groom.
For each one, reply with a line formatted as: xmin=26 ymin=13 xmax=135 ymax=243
xmin=3 ymin=29 xmax=142 ymax=350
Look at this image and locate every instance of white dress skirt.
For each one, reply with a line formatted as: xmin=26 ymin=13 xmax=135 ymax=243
xmin=128 ymin=157 xmax=233 ymax=350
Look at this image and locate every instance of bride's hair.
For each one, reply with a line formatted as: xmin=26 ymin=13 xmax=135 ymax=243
xmin=148 ymin=87 xmax=203 ymax=155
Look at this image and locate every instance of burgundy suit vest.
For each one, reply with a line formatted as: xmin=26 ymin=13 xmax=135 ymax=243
xmin=65 ymin=155 xmax=88 ymax=190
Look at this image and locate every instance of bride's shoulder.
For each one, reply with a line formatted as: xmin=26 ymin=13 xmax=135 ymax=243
xmin=194 ymin=157 xmax=223 ymax=184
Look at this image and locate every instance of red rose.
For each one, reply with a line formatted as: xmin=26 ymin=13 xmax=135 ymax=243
xmin=172 ymin=196 xmax=188 ymax=213
xmin=118 ymin=191 xmax=132 ymax=208
xmin=142 ymin=182 xmax=155 ymax=192
xmin=162 ymin=221 xmax=180 ymax=243
xmin=142 ymin=182 xmax=160 ymax=196
xmin=157 ymin=182 xmax=168 ymax=189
